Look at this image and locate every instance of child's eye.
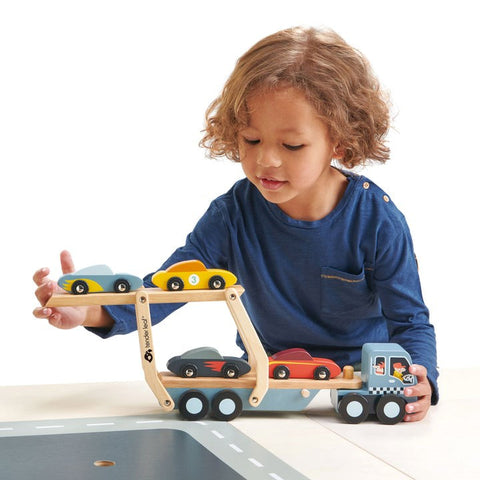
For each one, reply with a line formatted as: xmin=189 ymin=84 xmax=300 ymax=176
xmin=243 ymin=137 xmax=260 ymax=146
xmin=283 ymin=144 xmax=304 ymax=151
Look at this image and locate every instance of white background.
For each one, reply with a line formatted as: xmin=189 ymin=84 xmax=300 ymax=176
xmin=1 ymin=0 xmax=479 ymax=386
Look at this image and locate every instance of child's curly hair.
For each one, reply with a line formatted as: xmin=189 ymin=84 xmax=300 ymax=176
xmin=200 ymin=26 xmax=390 ymax=168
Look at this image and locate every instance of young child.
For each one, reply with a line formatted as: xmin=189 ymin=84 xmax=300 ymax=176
xmin=33 ymin=26 xmax=438 ymax=421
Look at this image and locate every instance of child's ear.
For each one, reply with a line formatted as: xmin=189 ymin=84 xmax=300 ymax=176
xmin=333 ymin=144 xmax=345 ymax=160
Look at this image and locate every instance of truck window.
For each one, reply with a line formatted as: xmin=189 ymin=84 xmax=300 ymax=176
xmin=390 ymin=356 xmax=415 ymax=385
xmin=373 ymin=356 xmax=386 ymax=376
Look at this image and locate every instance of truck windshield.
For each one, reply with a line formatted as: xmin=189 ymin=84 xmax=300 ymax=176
xmin=390 ymin=356 xmax=415 ymax=385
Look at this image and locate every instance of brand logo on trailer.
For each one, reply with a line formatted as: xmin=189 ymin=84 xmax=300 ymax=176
xmin=144 ymin=349 xmax=153 ymax=363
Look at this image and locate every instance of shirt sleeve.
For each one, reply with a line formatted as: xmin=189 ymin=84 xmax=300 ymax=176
xmin=86 ymin=200 xmax=230 ymax=339
xmin=374 ymin=215 xmax=439 ymax=404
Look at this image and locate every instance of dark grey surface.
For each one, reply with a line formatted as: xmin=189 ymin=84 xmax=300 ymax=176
xmin=0 ymin=415 xmax=310 ymax=480
xmin=0 ymin=429 xmax=244 ymax=480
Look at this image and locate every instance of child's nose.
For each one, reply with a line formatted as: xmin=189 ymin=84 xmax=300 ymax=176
xmin=256 ymin=148 xmax=282 ymax=168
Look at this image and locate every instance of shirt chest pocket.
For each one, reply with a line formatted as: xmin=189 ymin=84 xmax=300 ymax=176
xmin=318 ymin=266 xmax=375 ymax=316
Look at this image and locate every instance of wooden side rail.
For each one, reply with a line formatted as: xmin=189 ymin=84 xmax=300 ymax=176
xmin=47 ymin=285 xmax=269 ymax=410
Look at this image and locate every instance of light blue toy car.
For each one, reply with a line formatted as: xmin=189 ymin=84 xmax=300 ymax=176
xmin=58 ymin=265 xmax=143 ymax=295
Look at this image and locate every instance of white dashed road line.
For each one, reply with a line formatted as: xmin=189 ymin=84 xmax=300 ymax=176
xmin=249 ymin=457 xmax=264 ymax=467
xmin=135 ymin=420 xmax=164 ymax=424
xmin=86 ymin=422 xmax=115 ymax=427
xmin=35 ymin=425 xmax=65 ymax=430
xmin=229 ymin=443 xmax=243 ymax=453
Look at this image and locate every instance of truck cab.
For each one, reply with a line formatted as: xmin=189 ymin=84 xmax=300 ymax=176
xmin=332 ymin=343 xmax=417 ymax=424
xmin=363 ymin=343 xmax=417 ymax=392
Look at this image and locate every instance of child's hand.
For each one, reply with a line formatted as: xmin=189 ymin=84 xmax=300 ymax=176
xmin=403 ymin=364 xmax=432 ymax=422
xmin=33 ymin=250 xmax=91 ymax=329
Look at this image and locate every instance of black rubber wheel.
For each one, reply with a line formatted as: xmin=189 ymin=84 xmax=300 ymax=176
xmin=211 ymin=390 xmax=243 ymax=421
xmin=313 ymin=366 xmax=331 ymax=380
xmin=222 ymin=363 xmax=240 ymax=379
xmin=338 ymin=393 xmax=369 ymax=424
xmin=208 ymin=275 xmax=226 ymax=290
xmin=72 ymin=280 xmax=89 ymax=295
xmin=181 ymin=364 xmax=198 ymax=378
xmin=376 ymin=395 xmax=406 ymax=425
xmin=114 ymin=279 xmax=130 ymax=293
xmin=167 ymin=277 xmax=184 ymax=291
xmin=178 ymin=390 xmax=209 ymax=421
xmin=273 ymin=365 xmax=290 ymax=380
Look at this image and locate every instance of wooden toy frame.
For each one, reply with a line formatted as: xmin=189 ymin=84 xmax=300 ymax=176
xmin=47 ymin=285 xmax=361 ymax=416
xmin=47 ymin=286 xmax=271 ymax=410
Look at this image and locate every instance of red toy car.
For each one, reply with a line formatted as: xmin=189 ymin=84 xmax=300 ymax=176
xmin=268 ymin=348 xmax=341 ymax=380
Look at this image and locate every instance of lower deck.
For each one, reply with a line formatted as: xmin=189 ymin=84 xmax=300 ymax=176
xmin=158 ymin=370 xmax=362 ymax=390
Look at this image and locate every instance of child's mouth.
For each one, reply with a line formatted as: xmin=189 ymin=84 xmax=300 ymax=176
xmin=259 ymin=177 xmax=287 ymax=190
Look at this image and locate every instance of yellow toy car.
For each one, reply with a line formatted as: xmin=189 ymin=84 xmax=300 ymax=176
xmin=152 ymin=260 xmax=237 ymax=291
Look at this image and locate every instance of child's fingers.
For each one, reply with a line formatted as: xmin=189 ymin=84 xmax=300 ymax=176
xmin=32 ymin=306 xmax=52 ymax=319
xmin=34 ymin=280 xmax=55 ymax=306
xmin=403 ymin=363 xmax=431 ymax=422
xmin=60 ymin=250 xmax=75 ymax=274
xmin=409 ymin=364 xmax=428 ymax=380
xmin=32 ymin=306 xmax=63 ymax=327
xmin=404 ymin=364 xmax=431 ymax=399
xmin=404 ymin=398 xmax=429 ymax=422
xmin=404 ymin=382 xmax=431 ymax=399
xmin=32 ymin=267 xmax=50 ymax=287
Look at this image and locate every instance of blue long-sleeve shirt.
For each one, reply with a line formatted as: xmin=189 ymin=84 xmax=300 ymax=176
xmin=94 ymin=172 xmax=438 ymax=403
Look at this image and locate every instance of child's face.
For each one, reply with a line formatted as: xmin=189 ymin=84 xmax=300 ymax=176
xmin=238 ymin=87 xmax=341 ymax=220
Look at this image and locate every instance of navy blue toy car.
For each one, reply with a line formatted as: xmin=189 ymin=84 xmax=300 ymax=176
xmin=167 ymin=347 xmax=251 ymax=379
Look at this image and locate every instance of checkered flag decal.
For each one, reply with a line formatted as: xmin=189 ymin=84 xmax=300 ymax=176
xmin=369 ymin=386 xmax=404 ymax=395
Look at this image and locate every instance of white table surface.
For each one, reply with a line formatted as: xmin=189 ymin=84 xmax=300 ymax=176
xmin=1 ymin=368 xmax=478 ymax=480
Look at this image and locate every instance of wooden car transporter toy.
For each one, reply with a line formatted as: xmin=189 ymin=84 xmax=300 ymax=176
xmin=47 ymin=263 xmax=417 ymax=425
